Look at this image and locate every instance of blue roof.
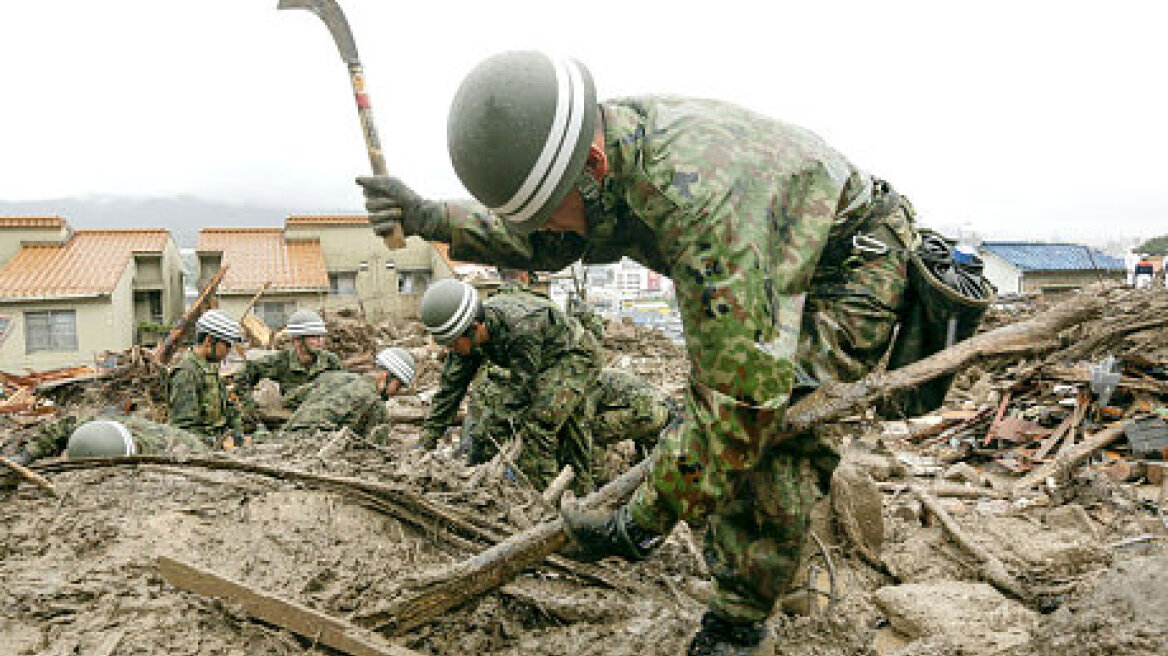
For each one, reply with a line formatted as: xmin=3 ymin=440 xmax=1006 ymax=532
xmin=980 ymin=242 xmax=1127 ymax=272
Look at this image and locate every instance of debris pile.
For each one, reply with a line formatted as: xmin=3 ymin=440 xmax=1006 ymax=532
xmin=2 ymin=286 xmax=1166 ymax=656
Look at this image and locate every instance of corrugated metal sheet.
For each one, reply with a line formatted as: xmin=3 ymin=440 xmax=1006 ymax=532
xmin=980 ymin=242 xmax=1126 ymax=272
xmin=0 ymin=229 xmax=169 ymax=298
xmin=197 ymin=228 xmax=329 ymax=294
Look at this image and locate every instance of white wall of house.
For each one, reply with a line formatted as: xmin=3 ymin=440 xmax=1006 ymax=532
xmin=0 ymin=266 xmax=136 ymax=373
xmin=979 ymin=251 xmax=1022 ymax=295
xmin=0 ymin=224 xmax=68 ymax=268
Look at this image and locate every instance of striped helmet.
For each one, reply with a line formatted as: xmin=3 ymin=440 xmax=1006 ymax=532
xmin=195 ymin=309 xmax=244 ymax=344
xmin=66 ymin=420 xmax=136 ymax=458
xmin=447 ymin=51 xmax=597 ymax=235
xmin=285 ymin=309 xmax=328 ymax=337
xmin=420 ymin=279 xmax=481 ymax=345
xmin=376 ymin=347 xmax=416 ymax=386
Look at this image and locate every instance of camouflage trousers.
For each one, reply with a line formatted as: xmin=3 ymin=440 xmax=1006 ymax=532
xmin=629 ymin=208 xmax=913 ymax=623
xmin=21 ymin=413 xmax=214 ymax=461
xmin=466 ymin=368 xmax=673 ymax=491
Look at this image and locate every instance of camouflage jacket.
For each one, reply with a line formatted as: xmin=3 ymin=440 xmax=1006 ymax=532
xmin=235 ymin=348 xmax=344 ymax=409
xmin=435 ymin=97 xmax=884 ymax=443
xmin=283 ymin=371 xmax=390 ymax=439
xmin=168 ymin=350 xmax=242 ymax=437
xmin=423 ymin=289 xmax=603 ymax=447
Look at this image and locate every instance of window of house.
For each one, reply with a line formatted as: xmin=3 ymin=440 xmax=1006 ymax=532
xmin=398 ymin=271 xmax=432 ymax=295
xmin=25 ymin=310 xmax=78 ymax=353
xmin=329 ymin=271 xmax=358 ymax=296
xmin=0 ymin=315 xmax=11 ymax=347
xmin=256 ymin=301 xmax=296 ymax=329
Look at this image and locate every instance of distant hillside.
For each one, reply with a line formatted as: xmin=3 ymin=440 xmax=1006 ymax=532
xmin=0 ymin=195 xmax=356 ymax=248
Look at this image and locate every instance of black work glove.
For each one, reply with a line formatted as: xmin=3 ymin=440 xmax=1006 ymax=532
xmin=355 ymin=175 xmax=451 ymax=242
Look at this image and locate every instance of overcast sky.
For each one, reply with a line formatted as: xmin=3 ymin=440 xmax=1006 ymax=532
xmin=1 ymin=0 xmax=1165 ymax=242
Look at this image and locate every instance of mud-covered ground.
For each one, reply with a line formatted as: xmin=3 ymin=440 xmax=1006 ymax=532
xmin=3 ymin=307 xmax=1167 ymax=656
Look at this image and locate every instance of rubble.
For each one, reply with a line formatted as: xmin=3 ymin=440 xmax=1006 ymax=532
xmin=2 ymin=285 xmax=1167 ymax=655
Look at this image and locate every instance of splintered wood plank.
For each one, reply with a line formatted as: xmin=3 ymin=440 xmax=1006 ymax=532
xmin=158 ymin=556 xmax=422 ymax=656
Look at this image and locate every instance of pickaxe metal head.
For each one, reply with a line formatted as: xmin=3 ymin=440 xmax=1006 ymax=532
xmin=277 ymin=0 xmax=360 ymax=65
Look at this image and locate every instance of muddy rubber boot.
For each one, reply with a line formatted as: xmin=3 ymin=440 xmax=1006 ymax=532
xmin=685 ymin=612 xmax=773 ymax=656
xmin=560 ymin=501 xmax=662 ymax=563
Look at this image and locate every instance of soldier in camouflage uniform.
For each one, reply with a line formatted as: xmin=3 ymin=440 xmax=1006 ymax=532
xmin=420 ymin=279 xmax=605 ymax=491
xmin=168 ymin=309 xmax=245 ymax=439
xmin=358 ymin=51 xmax=923 ymax=654
xmin=235 ymin=309 xmax=344 ymax=419
xmin=280 ymin=347 xmax=414 ymax=442
xmin=462 ymin=366 xmax=674 ymax=482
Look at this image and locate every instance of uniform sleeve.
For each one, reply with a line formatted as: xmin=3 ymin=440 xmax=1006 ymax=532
xmin=422 ymin=351 xmax=483 ymax=447
xmin=168 ymin=367 xmax=205 ymax=432
xmin=235 ymin=353 xmax=281 ymax=394
xmin=324 ymin=351 xmax=344 ymax=372
xmin=282 ymin=381 xmax=314 ymax=410
xmin=440 ymin=201 xmax=589 ymax=272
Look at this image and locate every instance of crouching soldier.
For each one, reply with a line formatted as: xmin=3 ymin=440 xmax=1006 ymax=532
xmin=280 ymin=347 xmax=415 ymax=442
xmin=64 ymin=415 xmax=216 ymax=457
xmin=420 ymin=279 xmax=606 ymax=490
xmin=235 ymin=309 xmax=344 ymax=420
xmin=168 ymin=309 xmax=245 ymax=442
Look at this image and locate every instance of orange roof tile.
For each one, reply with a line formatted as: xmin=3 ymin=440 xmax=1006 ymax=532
xmin=0 ymin=216 xmax=66 ymax=229
xmin=285 ymin=215 xmax=370 ymax=227
xmin=0 ymin=229 xmax=170 ymax=299
xmin=198 ymin=228 xmax=329 ymax=294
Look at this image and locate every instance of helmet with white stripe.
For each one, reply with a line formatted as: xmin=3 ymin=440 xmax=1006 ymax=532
xmin=285 ymin=309 xmax=328 ymax=337
xmin=66 ymin=420 xmax=137 ymax=458
xmin=195 ymin=309 xmax=244 ymax=344
xmin=420 ymin=279 xmax=481 ymax=345
xmin=447 ymin=50 xmax=598 ymax=235
xmin=375 ymin=347 xmax=415 ymax=386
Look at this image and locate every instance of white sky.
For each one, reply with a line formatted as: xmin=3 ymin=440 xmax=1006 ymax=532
xmin=1 ymin=0 xmax=1165 ymax=242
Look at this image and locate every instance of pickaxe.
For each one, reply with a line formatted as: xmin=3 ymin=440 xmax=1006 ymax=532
xmin=277 ymin=0 xmax=406 ymax=249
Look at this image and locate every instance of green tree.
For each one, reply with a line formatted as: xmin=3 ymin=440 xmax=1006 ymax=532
xmin=1136 ymin=235 xmax=1168 ymax=255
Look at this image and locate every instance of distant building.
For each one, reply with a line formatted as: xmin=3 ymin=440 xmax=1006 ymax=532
xmin=979 ymin=241 xmax=1126 ymax=295
xmin=196 ymin=215 xmax=455 ymax=326
xmin=0 ymin=217 xmax=185 ymax=372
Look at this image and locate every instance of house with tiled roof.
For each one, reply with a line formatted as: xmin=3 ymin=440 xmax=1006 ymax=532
xmin=0 ymin=218 xmax=184 ymax=372
xmin=979 ymin=241 xmax=1127 ymax=295
xmin=197 ymin=215 xmax=455 ymax=326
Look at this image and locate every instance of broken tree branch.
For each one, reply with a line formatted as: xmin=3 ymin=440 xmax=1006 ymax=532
xmin=913 ymin=487 xmax=1029 ymax=601
xmin=158 ymin=556 xmax=422 ymax=656
xmin=785 ymin=294 xmax=1103 ymax=432
xmin=370 ymin=458 xmax=652 ymax=636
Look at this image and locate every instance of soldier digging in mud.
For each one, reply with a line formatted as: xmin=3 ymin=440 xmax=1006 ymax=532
xmin=234 ymin=308 xmax=344 ymax=427
xmin=355 ymin=51 xmax=992 ymax=654
xmin=279 ymin=347 xmax=415 ymax=442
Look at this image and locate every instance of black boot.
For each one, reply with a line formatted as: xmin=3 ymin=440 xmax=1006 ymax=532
xmin=561 ymin=502 xmax=663 ymax=562
xmin=686 ymin=612 xmax=770 ymax=656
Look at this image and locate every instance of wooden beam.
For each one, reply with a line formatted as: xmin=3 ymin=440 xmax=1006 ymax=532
xmin=158 ymin=556 xmax=422 ymax=656
xmin=1013 ymin=422 xmax=1128 ymax=492
xmin=0 ymin=456 xmax=58 ymax=496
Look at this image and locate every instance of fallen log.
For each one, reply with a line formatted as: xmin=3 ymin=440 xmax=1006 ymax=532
xmin=1 ymin=456 xmax=58 ymax=496
xmin=1012 ymin=422 xmax=1128 ymax=492
xmin=785 ymin=294 xmax=1103 ymax=432
xmin=158 ymin=556 xmax=422 ymax=656
xmin=541 ymin=465 xmax=575 ymax=507
xmin=370 ymin=458 xmax=651 ymax=636
xmin=913 ymin=488 xmax=1029 ymax=602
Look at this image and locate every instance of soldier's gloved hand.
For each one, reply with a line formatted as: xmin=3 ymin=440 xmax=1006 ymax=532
xmin=356 ymin=176 xmax=451 ymax=242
